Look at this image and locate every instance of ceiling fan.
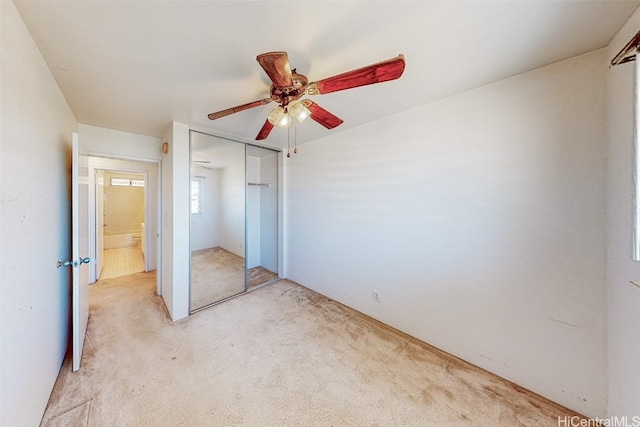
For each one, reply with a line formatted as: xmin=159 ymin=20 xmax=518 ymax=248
xmin=208 ymin=51 xmax=406 ymax=141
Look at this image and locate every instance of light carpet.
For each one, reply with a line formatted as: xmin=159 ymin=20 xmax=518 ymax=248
xmin=41 ymin=272 xmax=585 ymax=426
xmin=247 ymin=266 xmax=279 ymax=289
xmin=190 ymin=247 xmax=245 ymax=311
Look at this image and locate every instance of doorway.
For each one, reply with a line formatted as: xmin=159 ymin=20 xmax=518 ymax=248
xmin=96 ymin=170 xmax=146 ymax=280
xmin=88 ymin=156 xmax=160 ymax=292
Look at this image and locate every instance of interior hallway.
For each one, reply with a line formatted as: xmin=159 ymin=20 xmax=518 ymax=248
xmin=42 ymin=272 xmax=585 ymax=426
xmin=99 ymin=246 xmax=145 ymax=280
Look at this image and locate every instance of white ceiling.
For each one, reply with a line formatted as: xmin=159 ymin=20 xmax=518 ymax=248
xmin=15 ymin=1 xmax=639 ymax=150
xmin=191 ymin=131 xmax=246 ymax=169
xmin=191 ymin=131 xmax=279 ymax=167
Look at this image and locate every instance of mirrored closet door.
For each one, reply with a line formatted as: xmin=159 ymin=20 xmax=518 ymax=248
xmin=190 ymin=131 xmax=280 ymax=312
xmin=190 ymin=132 xmax=246 ymax=311
xmin=246 ymin=145 xmax=279 ymax=289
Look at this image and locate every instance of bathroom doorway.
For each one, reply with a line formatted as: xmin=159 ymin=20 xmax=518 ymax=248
xmin=87 ymin=156 xmax=160 ymax=289
xmin=96 ymin=170 xmax=146 ymax=280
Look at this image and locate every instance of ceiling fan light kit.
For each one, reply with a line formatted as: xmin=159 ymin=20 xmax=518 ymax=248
xmin=208 ymin=51 xmax=406 ymax=155
xmin=287 ymin=100 xmax=311 ymax=123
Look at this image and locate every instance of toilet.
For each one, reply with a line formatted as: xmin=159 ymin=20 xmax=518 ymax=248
xmin=132 ymin=232 xmax=142 ymax=249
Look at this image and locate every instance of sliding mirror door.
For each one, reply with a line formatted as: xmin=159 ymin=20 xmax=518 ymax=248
xmin=190 ymin=132 xmax=246 ymax=311
xmin=246 ymin=145 xmax=279 ymax=289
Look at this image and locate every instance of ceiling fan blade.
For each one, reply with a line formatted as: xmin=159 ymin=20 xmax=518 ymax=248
xmin=302 ymin=100 xmax=343 ymax=129
xmin=208 ymin=98 xmax=272 ymax=120
xmin=256 ymin=120 xmax=275 ymax=140
xmin=309 ymin=54 xmax=405 ymax=95
xmin=256 ymin=52 xmax=294 ymax=87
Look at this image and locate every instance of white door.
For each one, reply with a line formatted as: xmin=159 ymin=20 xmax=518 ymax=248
xmin=72 ymin=132 xmax=90 ymax=372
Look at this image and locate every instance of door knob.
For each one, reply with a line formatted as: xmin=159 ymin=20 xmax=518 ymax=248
xmin=57 ymin=257 xmax=91 ymax=268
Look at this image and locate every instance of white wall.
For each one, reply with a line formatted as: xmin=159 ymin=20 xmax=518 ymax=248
xmin=190 ymin=167 xmax=221 ymax=252
xmin=161 ymin=121 xmax=190 ymax=321
xmin=78 ymin=124 xmax=161 ymax=161
xmin=161 ymin=126 xmax=174 ymax=314
xmin=1 ymin=2 xmax=78 ymax=425
xmin=219 ymin=161 xmax=246 ymax=258
xmin=285 ymin=50 xmax=607 ymax=417
xmin=605 ymin=10 xmax=640 ymax=419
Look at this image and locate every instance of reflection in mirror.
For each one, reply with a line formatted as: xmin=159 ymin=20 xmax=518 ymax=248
xmin=247 ymin=145 xmax=279 ymax=289
xmin=190 ymin=132 xmax=246 ymax=311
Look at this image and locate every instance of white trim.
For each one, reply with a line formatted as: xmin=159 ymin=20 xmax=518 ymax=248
xmin=634 ymin=48 xmax=640 ymax=261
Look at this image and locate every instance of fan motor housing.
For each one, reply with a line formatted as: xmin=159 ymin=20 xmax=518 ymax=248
xmin=270 ymin=72 xmax=308 ymax=104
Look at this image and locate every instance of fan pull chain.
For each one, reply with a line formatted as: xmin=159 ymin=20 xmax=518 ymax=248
xmin=294 ymin=124 xmax=298 ymax=154
xmin=287 ymin=122 xmax=291 ymax=158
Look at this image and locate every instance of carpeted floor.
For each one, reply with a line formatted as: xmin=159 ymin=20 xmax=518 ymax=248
xmin=191 ymin=247 xmax=279 ymax=310
xmin=41 ymin=272 xmax=585 ymax=426
xmin=190 ymin=247 xmax=245 ymax=310
xmin=247 ymin=265 xmax=279 ymax=289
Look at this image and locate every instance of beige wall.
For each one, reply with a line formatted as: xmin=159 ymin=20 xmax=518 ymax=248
xmin=103 ymin=172 xmax=145 ymax=236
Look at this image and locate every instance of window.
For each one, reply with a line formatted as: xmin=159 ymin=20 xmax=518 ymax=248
xmin=110 ymin=177 xmax=131 ymax=187
xmin=110 ymin=177 xmax=145 ymax=187
xmin=191 ymin=180 xmax=201 ymax=214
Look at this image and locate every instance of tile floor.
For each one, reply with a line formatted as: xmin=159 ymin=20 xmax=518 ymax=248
xmin=99 ymin=246 xmax=145 ymax=280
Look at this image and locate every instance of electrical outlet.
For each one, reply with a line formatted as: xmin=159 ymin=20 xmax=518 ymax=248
xmin=372 ymin=290 xmax=381 ymax=302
